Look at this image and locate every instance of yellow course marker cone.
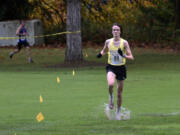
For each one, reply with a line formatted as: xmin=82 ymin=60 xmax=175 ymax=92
xmin=72 ymin=70 xmax=75 ymax=76
xmin=40 ymin=95 xmax=43 ymax=103
xmin=57 ymin=77 xmax=60 ymax=83
xmin=36 ymin=112 xmax=44 ymax=122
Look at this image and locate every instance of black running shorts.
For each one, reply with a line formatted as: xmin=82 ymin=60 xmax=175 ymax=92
xmin=17 ymin=40 xmax=30 ymax=50
xmin=106 ymin=64 xmax=127 ymax=80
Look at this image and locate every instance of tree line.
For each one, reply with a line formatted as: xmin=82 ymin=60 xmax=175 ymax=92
xmin=0 ymin=0 xmax=179 ymax=48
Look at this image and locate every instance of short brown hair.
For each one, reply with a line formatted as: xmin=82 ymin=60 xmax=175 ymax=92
xmin=112 ymin=23 xmax=123 ymax=35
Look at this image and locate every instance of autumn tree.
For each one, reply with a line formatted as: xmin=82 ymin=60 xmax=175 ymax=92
xmin=0 ymin=0 xmax=33 ymax=20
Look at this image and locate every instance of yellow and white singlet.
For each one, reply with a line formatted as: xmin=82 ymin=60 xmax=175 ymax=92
xmin=108 ymin=38 xmax=126 ymax=66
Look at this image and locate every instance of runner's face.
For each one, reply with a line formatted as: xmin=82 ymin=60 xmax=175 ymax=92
xmin=112 ymin=25 xmax=121 ymax=38
xmin=21 ymin=21 xmax=25 ymax=27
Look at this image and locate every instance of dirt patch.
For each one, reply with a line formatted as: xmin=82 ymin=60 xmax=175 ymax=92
xmin=47 ymin=60 xmax=106 ymax=68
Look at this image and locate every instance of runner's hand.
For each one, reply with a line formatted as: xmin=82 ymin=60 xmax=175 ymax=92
xmin=96 ymin=53 xmax=102 ymax=58
xmin=118 ymin=48 xmax=123 ymax=56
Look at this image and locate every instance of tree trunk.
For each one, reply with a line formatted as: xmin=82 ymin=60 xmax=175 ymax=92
xmin=65 ymin=0 xmax=83 ymax=62
xmin=175 ymin=0 xmax=180 ymax=29
xmin=175 ymin=0 xmax=180 ymax=49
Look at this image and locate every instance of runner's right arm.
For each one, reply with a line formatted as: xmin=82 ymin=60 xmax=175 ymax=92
xmin=96 ymin=40 xmax=109 ymax=58
xmin=16 ymin=25 xmax=23 ymax=35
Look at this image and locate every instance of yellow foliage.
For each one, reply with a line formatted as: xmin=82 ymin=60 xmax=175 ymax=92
xmin=28 ymin=0 xmax=158 ymax=30
xmin=144 ymin=1 xmax=156 ymax=8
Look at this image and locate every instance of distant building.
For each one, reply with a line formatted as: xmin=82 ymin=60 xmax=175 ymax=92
xmin=0 ymin=19 xmax=44 ymax=46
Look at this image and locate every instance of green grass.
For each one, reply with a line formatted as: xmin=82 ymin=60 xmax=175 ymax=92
xmin=0 ymin=47 xmax=180 ymax=135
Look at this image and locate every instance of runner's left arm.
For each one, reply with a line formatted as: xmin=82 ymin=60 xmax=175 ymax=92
xmin=124 ymin=40 xmax=134 ymax=60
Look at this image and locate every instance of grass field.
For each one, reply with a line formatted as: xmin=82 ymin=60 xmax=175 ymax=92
xmin=0 ymin=47 xmax=180 ymax=135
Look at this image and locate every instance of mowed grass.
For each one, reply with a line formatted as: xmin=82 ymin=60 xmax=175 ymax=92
xmin=0 ymin=47 xmax=180 ymax=135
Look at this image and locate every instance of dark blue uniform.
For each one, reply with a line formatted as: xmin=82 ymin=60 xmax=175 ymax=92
xmin=17 ymin=27 xmax=29 ymax=50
